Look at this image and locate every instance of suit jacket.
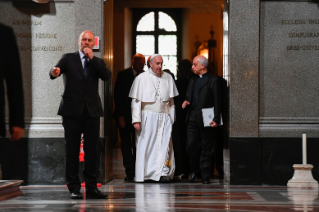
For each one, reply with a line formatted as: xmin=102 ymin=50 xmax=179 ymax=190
xmin=185 ymin=72 xmax=222 ymax=125
xmin=0 ymin=23 xmax=24 ymax=137
xmin=113 ymin=67 xmax=136 ymax=124
xmin=50 ymin=51 xmax=111 ymax=117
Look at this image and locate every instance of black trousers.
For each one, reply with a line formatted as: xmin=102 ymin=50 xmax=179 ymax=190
xmin=186 ymin=110 xmax=216 ymax=180
xmin=118 ymin=122 xmax=136 ymax=178
xmin=62 ymin=106 xmax=100 ymax=192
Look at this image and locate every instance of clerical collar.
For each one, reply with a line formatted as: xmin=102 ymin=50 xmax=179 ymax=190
xmin=198 ymin=71 xmax=209 ymax=78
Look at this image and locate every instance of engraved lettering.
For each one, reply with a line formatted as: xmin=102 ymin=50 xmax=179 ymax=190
xmin=20 ymin=20 xmax=42 ymax=25
xmin=289 ymin=32 xmax=319 ymax=38
xmin=287 ymin=45 xmax=319 ymax=50
xmin=19 ymin=46 xmax=63 ymax=52
xmin=35 ymin=33 xmax=57 ymax=39
xmin=13 ymin=20 xmax=20 ymax=25
xmin=282 ymin=19 xmax=307 ymax=25
xmin=15 ymin=33 xmax=33 ymax=38
xmin=309 ymin=19 xmax=319 ymax=24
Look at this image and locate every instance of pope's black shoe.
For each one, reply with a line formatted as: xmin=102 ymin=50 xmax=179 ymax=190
xmin=189 ymin=173 xmax=197 ymax=182
xmin=86 ymin=189 xmax=108 ymax=199
xmin=70 ymin=191 xmax=83 ymax=199
xmin=159 ymin=176 xmax=172 ymax=183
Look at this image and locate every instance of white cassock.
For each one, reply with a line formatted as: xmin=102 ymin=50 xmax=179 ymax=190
xmin=129 ymin=69 xmax=179 ymax=182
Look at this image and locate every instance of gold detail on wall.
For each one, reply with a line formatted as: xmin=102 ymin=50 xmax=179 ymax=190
xmin=103 ymin=0 xmax=114 ymax=184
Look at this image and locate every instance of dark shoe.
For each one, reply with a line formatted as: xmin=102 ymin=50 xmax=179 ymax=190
xmin=70 ymin=191 xmax=83 ymax=199
xmin=181 ymin=173 xmax=189 ymax=179
xmin=124 ymin=176 xmax=134 ymax=182
xmin=202 ymin=179 xmax=211 ymax=184
xmin=86 ymin=189 xmax=108 ymax=199
xmin=159 ymin=176 xmax=172 ymax=183
xmin=189 ymin=173 xmax=197 ymax=182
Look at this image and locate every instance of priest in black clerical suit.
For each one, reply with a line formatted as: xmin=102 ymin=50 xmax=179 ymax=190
xmin=182 ymin=55 xmax=222 ymax=184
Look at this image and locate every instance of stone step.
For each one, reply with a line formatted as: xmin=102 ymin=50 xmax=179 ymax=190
xmin=0 ymin=180 xmax=24 ymax=200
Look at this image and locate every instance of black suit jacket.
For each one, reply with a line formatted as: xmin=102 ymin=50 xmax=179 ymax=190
xmin=0 ymin=23 xmax=24 ymax=137
xmin=185 ymin=72 xmax=222 ymax=125
xmin=50 ymin=51 xmax=111 ymax=117
xmin=113 ymin=67 xmax=136 ymax=124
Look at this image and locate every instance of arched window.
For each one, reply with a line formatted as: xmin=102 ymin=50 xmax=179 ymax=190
xmin=133 ymin=9 xmax=181 ymax=76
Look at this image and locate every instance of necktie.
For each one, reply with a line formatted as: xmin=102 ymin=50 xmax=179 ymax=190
xmin=83 ymin=56 xmax=88 ymax=76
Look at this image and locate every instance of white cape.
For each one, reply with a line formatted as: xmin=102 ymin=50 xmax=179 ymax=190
xmin=129 ymin=69 xmax=178 ymax=102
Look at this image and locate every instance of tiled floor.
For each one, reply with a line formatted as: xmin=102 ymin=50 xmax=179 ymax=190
xmin=1 ymin=148 xmax=319 ymax=211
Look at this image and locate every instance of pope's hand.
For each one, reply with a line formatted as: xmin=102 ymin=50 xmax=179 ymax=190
xmin=133 ymin=122 xmax=141 ymax=131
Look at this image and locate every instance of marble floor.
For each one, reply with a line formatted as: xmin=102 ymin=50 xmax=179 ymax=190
xmin=1 ymin=149 xmax=319 ymax=211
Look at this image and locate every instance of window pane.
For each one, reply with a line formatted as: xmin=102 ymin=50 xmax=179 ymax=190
xmin=159 ymin=35 xmax=177 ymax=76
xmin=159 ymin=12 xmax=177 ymax=32
xmin=159 ymin=35 xmax=177 ymax=55
xmin=162 ymin=55 xmax=177 ymax=77
xmin=136 ymin=35 xmax=154 ymax=70
xmin=137 ymin=12 xmax=155 ymax=31
xmin=136 ymin=35 xmax=155 ymax=55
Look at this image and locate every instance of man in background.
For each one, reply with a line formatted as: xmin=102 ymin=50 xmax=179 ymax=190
xmin=173 ymin=59 xmax=193 ymax=179
xmin=113 ymin=53 xmax=145 ymax=182
xmin=0 ymin=23 xmax=24 ymax=141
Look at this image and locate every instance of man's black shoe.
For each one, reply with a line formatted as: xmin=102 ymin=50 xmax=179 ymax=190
xmin=124 ymin=176 xmax=134 ymax=182
xmin=189 ymin=173 xmax=197 ymax=182
xmin=86 ymin=189 xmax=108 ymax=199
xmin=202 ymin=179 xmax=211 ymax=184
xmin=70 ymin=191 xmax=83 ymax=199
xmin=159 ymin=176 xmax=172 ymax=183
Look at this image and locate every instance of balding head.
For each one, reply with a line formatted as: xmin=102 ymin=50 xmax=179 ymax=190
xmin=132 ymin=53 xmax=145 ymax=74
xmin=78 ymin=30 xmax=95 ymax=52
xmin=192 ymin=55 xmax=208 ymax=75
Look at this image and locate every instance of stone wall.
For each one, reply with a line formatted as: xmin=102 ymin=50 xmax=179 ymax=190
xmin=228 ymin=0 xmax=319 ymax=185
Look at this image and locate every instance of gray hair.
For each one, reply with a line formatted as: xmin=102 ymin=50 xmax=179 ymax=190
xmin=197 ymin=56 xmax=208 ymax=68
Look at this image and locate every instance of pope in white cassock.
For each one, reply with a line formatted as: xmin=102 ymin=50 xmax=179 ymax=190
xmin=129 ymin=54 xmax=179 ymax=182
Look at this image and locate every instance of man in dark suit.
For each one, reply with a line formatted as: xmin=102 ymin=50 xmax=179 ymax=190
xmin=173 ymin=59 xmax=193 ymax=179
xmin=0 ymin=23 xmax=24 ymax=140
xmin=50 ymin=30 xmax=111 ymax=199
xmin=182 ymin=55 xmax=222 ymax=184
xmin=113 ymin=53 xmax=145 ymax=182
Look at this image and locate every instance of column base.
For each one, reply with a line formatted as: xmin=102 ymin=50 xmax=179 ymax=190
xmin=287 ymin=164 xmax=318 ymax=188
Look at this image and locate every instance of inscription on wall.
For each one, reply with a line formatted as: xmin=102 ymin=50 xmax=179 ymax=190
xmin=281 ymin=19 xmax=319 ymax=51
xmin=13 ymin=20 xmax=63 ymax=52
xmin=260 ymin=1 xmax=319 ymax=124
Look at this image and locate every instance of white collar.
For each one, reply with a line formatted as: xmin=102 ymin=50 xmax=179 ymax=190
xmin=79 ymin=50 xmax=85 ymax=58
